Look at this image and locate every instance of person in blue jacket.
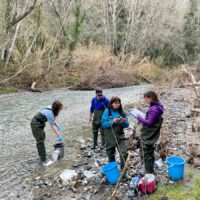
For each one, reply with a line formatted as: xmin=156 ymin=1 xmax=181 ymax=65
xmin=89 ymin=87 xmax=109 ymax=149
xmin=102 ymin=96 xmax=131 ymax=179
xmin=30 ymin=100 xmax=63 ymax=163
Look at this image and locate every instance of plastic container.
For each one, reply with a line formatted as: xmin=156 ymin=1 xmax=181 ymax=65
xmin=52 ymin=149 xmax=59 ymax=161
xmin=102 ymin=162 xmax=120 ymax=185
xmin=139 ymin=174 xmax=156 ymax=193
xmin=129 ymin=177 xmax=140 ymax=189
xmin=166 ymin=156 xmax=185 ymax=181
xmin=53 ymin=143 xmax=64 ymax=159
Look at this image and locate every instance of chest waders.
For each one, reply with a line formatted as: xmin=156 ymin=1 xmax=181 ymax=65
xmin=104 ymin=113 xmax=128 ymax=170
xmin=30 ymin=112 xmax=48 ymax=162
xmin=140 ymin=118 xmax=163 ymax=173
xmin=92 ymin=109 xmax=105 ymax=148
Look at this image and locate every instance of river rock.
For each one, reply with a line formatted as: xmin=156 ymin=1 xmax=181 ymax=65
xmin=83 ymin=171 xmax=96 ymax=179
xmin=70 ymin=180 xmax=77 ymax=187
xmin=81 ymin=145 xmax=87 ymax=150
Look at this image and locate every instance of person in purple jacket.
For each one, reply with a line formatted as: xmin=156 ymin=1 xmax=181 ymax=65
xmin=137 ymin=91 xmax=164 ymax=173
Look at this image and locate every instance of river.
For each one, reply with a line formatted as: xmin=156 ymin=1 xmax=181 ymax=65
xmin=0 ymin=85 xmax=152 ymax=199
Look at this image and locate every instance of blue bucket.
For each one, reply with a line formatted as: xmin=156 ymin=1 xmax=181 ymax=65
xmin=166 ymin=156 xmax=185 ymax=181
xmin=102 ymin=162 xmax=120 ymax=184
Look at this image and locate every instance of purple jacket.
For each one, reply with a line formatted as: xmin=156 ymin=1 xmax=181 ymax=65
xmin=137 ymin=103 xmax=164 ymax=127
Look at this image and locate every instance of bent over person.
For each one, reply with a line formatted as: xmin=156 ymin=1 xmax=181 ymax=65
xmin=30 ymin=101 xmax=63 ymax=164
xmin=89 ymin=88 xmax=109 ymax=149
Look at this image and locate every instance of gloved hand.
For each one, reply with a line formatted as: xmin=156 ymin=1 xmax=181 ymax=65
xmin=57 ymin=124 xmax=63 ymax=132
xmin=57 ymin=135 xmax=63 ymax=142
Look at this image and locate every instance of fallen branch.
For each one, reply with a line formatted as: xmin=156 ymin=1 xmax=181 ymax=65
xmin=109 ymin=152 xmax=131 ymax=200
xmin=181 ymin=65 xmax=197 ymax=84
xmin=191 ymin=108 xmax=200 ymax=113
xmin=185 ymin=82 xmax=200 ymax=87
xmin=138 ymin=72 xmax=154 ymax=84
xmin=181 ymin=65 xmax=200 ymax=98
xmin=0 ymin=63 xmax=33 ymax=84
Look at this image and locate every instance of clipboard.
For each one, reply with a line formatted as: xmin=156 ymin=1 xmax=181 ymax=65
xmin=129 ymin=108 xmax=145 ymax=119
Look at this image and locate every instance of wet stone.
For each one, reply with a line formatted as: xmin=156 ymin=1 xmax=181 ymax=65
xmin=73 ymin=163 xmax=80 ymax=168
xmin=81 ymin=144 xmax=87 ymax=150
xmin=84 ymin=166 xmax=92 ymax=171
xmin=34 ymin=180 xmax=44 ymax=187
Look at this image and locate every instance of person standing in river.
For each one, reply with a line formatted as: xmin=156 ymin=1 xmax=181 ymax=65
xmin=30 ymin=100 xmax=63 ymax=164
xmin=102 ymin=96 xmax=131 ymax=180
xmin=137 ymin=91 xmax=164 ymax=174
xmin=89 ymin=87 xmax=109 ymax=149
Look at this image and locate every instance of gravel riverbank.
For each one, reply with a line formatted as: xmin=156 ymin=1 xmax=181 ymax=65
xmin=15 ymin=87 xmax=200 ymax=200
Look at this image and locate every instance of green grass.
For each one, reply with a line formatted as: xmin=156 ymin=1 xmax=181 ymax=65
xmin=186 ymin=171 xmax=194 ymax=179
xmin=0 ymin=87 xmax=18 ymax=95
xmin=148 ymin=178 xmax=200 ymax=200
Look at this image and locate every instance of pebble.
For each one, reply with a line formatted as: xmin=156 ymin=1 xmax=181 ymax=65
xmin=70 ymin=180 xmax=77 ymax=187
xmin=35 ymin=176 xmax=41 ymax=181
xmin=81 ymin=144 xmax=87 ymax=150
xmin=71 ymin=187 xmax=78 ymax=193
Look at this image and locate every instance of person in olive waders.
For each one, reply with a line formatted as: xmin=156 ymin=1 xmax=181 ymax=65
xmin=137 ymin=91 xmax=164 ymax=174
xmin=102 ymin=96 xmax=131 ymax=180
xmin=30 ymin=100 xmax=63 ymax=165
xmin=89 ymin=88 xmax=109 ymax=149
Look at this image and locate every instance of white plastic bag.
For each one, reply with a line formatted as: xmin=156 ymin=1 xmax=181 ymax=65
xmin=59 ymin=169 xmax=77 ymax=182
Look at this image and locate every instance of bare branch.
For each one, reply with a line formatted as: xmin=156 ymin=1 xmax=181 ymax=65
xmin=0 ymin=63 xmax=33 ymax=84
xmin=22 ymin=26 xmax=41 ymax=64
xmin=11 ymin=0 xmax=37 ymax=26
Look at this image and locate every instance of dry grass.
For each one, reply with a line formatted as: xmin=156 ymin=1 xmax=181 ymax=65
xmin=70 ymin=44 xmax=188 ymax=88
xmin=71 ymin=45 xmax=154 ymax=87
xmin=1 ymin=44 xmax=190 ymax=90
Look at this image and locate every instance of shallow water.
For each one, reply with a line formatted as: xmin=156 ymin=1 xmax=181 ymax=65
xmin=0 ymin=85 xmax=152 ymax=199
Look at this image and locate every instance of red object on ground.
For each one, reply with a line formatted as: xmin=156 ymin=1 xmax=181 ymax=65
xmin=139 ymin=174 xmax=156 ymax=193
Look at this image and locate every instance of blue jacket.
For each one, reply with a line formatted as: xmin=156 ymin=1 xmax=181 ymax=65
xmin=40 ymin=106 xmax=55 ymax=125
xmin=90 ymin=96 xmax=109 ymax=113
xmin=102 ymin=108 xmax=129 ymax=128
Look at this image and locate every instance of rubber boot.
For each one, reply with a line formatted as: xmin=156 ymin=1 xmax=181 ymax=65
xmin=144 ymin=156 xmax=154 ymax=174
xmin=92 ymin=131 xmax=98 ymax=149
xmin=100 ymin=128 xmax=105 ymax=149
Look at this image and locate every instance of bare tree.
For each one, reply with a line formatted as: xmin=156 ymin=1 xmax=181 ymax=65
xmin=2 ymin=0 xmax=37 ymax=71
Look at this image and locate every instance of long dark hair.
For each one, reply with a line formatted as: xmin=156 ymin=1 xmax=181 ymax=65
xmin=52 ymin=100 xmax=63 ymax=116
xmin=108 ymin=96 xmax=125 ymax=117
xmin=144 ymin=91 xmax=159 ymax=103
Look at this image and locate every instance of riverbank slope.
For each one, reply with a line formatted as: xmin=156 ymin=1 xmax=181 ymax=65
xmin=0 ymin=45 xmax=190 ymax=94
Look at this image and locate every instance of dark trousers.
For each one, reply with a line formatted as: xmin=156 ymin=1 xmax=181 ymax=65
xmin=140 ymin=142 xmax=155 ymax=173
xmin=92 ymin=123 xmax=105 ymax=146
xmin=31 ymin=125 xmax=47 ymax=162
